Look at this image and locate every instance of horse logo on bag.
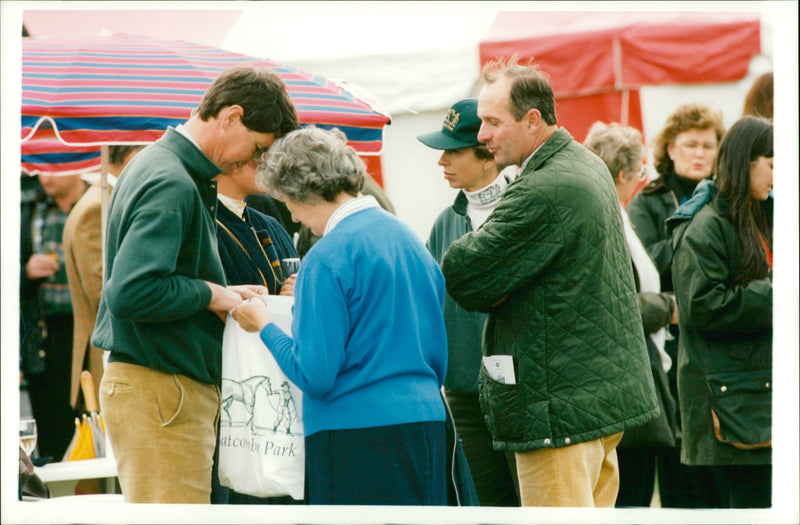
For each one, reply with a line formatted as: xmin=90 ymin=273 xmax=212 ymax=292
xmin=221 ymin=375 xmax=298 ymax=436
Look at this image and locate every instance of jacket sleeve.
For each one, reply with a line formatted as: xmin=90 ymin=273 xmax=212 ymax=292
xmin=260 ymin=258 xmax=347 ymax=396
xmin=262 ymin=216 xmax=298 ymax=260
xmin=69 ymin=203 xmax=105 ymax=312
xmin=441 ymin=182 xmax=562 ymax=312
xmin=627 ymin=194 xmax=673 ymax=277
xmin=638 ymin=292 xmax=673 ymax=335
xmin=103 ymin=178 xmax=212 ymax=323
xmin=672 ymin=215 xmax=772 ymax=333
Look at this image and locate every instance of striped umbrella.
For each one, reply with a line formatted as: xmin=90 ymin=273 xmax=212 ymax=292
xmin=21 ymin=124 xmax=101 ymax=176
xmin=21 ymin=33 xmax=391 ymax=157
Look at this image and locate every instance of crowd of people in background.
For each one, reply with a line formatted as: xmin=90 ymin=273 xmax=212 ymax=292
xmin=19 ymin=60 xmax=773 ymax=509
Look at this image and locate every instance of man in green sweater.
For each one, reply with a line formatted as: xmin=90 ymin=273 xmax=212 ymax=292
xmin=92 ymin=66 xmax=298 ymax=503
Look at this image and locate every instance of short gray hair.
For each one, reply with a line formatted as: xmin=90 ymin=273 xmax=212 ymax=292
xmin=583 ymin=121 xmax=644 ymax=181
xmin=258 ymin=126 xmax=365 ymax=203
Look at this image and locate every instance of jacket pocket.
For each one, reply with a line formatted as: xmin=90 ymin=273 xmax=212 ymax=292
xmin=479 ymin=366 xmax=529 ymax=442
xmin=706 ymin=370 xmax=771 ymax=450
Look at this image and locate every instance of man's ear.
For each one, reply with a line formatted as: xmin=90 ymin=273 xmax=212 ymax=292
xmin=615 ymin=170 xmax=627 ymax=185
xmin=220 ymin=105 xmax=244 ymax=129
xmin=524 ymin=108 xmax=542 ymax=131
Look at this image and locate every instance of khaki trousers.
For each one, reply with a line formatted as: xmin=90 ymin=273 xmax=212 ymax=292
xmin=99 ymin=362 xmax=220 ymax=503
xmin=515 ymin=432 xmax=623 ymax=507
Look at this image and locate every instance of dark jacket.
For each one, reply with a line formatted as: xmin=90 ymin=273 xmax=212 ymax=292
xmin=627 ymin=172 xmax=703 ymax=291
xmin=216 ymin=203 xmax=297 ymax=292
xmin=667 ymin=182 xmax=772 ymax=466
xmin=20 ymin=177 xmax=45 ymax=374
xmin=441 ymin=128 xmax=658 ymax=452
xmin=426 ymin=191 xmax=486 ymax=393
xmin=618 ymin=269 xmax=680 ymax=449
xmin=92 ymin=129 xmax=227 ymax=385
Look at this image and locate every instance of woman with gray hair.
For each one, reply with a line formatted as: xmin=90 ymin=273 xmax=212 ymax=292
xmin=232 ymin=127 xmax=448 ymax=505
xmin=584 ymin=122 xmax=679 ymax=508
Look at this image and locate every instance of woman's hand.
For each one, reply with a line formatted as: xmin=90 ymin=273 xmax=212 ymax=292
xmin=232 ymin=298 xmax=272 ymax=333
xmin=279 ymin=275 xmax=296 ymax=297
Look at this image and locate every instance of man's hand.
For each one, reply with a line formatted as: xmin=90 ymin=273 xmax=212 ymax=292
xmin=205 ymin=282 xmax=268 ymax=320
xmin=228 ymin=284 xmax=269 ymax=301
xmin=25 ymin=253 xmax=59 ymax=279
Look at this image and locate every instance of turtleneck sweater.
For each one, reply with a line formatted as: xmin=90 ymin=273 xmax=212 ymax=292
xmin=463 ymin=170 xmax=513 ymax=230
xmin=666 ymin=170 xmax=705 ymax=204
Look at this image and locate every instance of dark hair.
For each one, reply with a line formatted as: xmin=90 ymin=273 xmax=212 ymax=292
xmin=742 ymin=72 xmax=773 ymax=121
xmin=715 ymin=116 xmax=773 ymax=284
xmin=197 ymin=66 xmax=298 ymax=137
xmin=481 ymin=55 xmax=557 ymax=125
xmin=653 ymin=103 xmax=725 ymax=179
xmin=472 ymin=144 xmax=494 ymax=161
xmin=108 ymin=145 xmax=144 ymax=167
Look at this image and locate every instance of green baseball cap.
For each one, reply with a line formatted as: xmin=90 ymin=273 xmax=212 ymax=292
xmin=417 ymin=99 xmax=482 ymax=150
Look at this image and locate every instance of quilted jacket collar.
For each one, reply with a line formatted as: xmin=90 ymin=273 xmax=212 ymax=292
xmin=520 ymin=128 xmax=573 ymax=176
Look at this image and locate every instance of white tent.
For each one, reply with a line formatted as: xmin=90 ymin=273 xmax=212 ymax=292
xmin=220 ymin=2 xmax=779 ymax=243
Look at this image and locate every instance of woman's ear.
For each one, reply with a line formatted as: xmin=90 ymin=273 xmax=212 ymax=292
xmin=666 ymin=142 xmax=676 ymax=161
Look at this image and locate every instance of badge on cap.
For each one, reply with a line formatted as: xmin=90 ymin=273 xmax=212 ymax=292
xmin=443 ymin=109 xmax=459 ymax=131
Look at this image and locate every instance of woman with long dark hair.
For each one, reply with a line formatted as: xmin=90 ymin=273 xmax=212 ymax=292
xmin=667 ymin=116 xmax=773 ymax=508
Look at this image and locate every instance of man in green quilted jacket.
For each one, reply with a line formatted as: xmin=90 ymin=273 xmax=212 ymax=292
xmin=441 ymin=57 xmax=658 ymax=507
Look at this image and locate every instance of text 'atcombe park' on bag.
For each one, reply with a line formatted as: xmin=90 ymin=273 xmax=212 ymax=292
xmin=218 ymin=296 xmax=305 ymax=500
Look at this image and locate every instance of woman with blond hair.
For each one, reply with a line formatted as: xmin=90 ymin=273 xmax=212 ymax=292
xmin=626 ymin=103 xmax=726 ymax=507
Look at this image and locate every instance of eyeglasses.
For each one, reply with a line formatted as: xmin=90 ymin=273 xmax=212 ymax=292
xmin=637 ymin=164 xmax=648 ymax=181
xmin=675 ymin=141 xmax=717 ymax=153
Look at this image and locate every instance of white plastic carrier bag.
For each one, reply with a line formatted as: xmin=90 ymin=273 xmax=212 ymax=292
xmin=218 ymin=295 xmax=304 ymax=500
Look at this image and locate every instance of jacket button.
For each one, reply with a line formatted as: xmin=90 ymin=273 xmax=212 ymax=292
xmin=564 ymin=437 xmax=571 ymax=445
xmin=720 ymin=385 xmax=727 ymax=392
xmin=544 ymin=438 xmax=551 ymax=446
xmin=765 ymin=382 xmax=770 ymax=389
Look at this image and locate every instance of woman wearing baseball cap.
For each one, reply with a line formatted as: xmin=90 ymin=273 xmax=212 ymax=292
xmin=419 ymin=99 xmax=520 ymax=506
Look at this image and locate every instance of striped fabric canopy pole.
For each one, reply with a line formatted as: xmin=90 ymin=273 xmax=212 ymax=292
xmin=21 ymin=34 xmax=391 ymax=157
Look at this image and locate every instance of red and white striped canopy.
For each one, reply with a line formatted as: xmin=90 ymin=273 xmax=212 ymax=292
xmin=21 ymin=34 xmax=391 ymax=167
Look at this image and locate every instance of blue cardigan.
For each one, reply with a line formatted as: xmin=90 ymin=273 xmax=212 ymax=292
xmin=260 ymin=206 xmax=447 ymax=436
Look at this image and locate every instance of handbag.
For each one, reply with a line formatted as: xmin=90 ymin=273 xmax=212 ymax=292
xmin=706 ymin=370 xmax=771 ymax=450
xmin=218 ymin=296 xmax=305 ymax=500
